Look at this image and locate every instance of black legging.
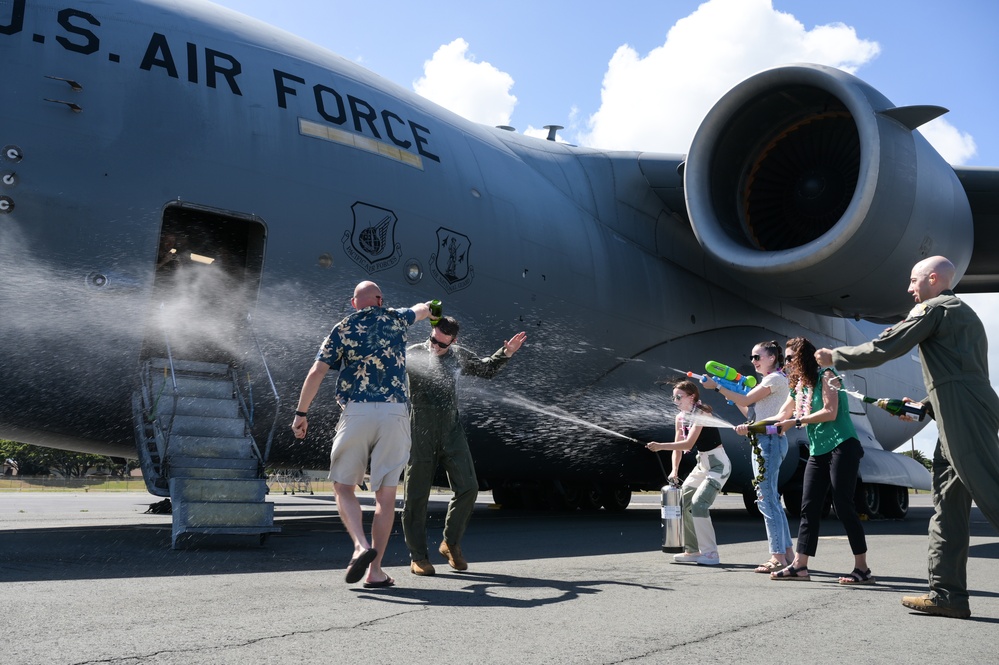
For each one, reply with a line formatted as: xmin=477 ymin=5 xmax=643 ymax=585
xmin=796 ymin=437 xmax=867 ymax=557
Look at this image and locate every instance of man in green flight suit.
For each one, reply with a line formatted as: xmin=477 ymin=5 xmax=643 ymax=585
xmin=403 ymin=316 xmax=527 ymax=576
xmin=815 ymin=256 xmax=999 ymax=619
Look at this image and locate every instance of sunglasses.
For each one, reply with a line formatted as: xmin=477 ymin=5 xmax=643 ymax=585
xmin=750 ymin=354 xmax=762 ymax=361
xmin=784 ymin=354 xmax=795 ymax=362
xmin=429 ymin=336 xmax=452 ymax=349
xmin=672 ymin=394 xmax=688 ymax=402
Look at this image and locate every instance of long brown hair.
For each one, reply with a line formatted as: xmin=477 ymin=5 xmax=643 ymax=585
xmin=755 ymin=339 xmax=784 ymax=369
xmin=784 ymin=337 xmax=819 ymax=391
xmin=674 ymin=379 xmax=713 ymax=415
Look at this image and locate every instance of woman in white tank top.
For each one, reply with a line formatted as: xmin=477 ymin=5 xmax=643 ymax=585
xmin=707 ymin=341 xmax=794 ymax=572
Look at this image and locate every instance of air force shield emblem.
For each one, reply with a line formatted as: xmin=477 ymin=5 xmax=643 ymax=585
xmin=342 ymin=202 xmax=402 ymax=273
xmin=430 ymin=226 xmax=474 ymax=293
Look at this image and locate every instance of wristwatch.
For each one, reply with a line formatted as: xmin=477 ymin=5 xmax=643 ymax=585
xmin=795 ymin=417 xmax=802 ymax=428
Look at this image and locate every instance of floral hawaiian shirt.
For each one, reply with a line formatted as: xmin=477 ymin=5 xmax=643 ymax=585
xmin=316 ymin=306 xmax=416 ymax=406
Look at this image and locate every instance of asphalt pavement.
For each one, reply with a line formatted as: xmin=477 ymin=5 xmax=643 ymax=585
xmin=1 ymin=491 xmax=997 ymax=664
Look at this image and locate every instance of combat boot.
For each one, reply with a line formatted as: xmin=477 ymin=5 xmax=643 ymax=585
xmin=410 ymin=559 xmax=436 ymax=576
xmin=901 ymin=594 xmax=971 ymax=619
xmin=439 ymin=541 xmax=468 ymax=571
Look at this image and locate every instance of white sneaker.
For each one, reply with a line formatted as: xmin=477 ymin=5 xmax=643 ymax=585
xmin=672 ymin=551 xmax=702 ymax=563
xmin=695 ymin=552 xmax=720 ymax=566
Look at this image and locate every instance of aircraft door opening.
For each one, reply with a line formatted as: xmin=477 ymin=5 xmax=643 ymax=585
xmin=145 ymin=203 xmax=266 ymax=365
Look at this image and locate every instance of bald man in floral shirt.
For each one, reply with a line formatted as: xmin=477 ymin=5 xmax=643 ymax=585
xmin=293 ymin=281 xmax=433 ymax=588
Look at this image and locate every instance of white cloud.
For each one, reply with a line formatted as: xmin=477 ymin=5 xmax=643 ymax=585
xmin=918 ymin=117 xmax=978 ymax=165
xmin=413 ymin=38 xmax=517 ymax=127
xmin=577 ymin=0 xmax=880 ymax=152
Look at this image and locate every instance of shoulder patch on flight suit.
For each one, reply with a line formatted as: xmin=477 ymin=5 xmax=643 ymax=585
xmin=907 ymin=303 xmax=929 ymax=319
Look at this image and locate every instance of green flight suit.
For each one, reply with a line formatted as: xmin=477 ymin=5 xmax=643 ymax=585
xmin=402 ymin=339 xmax=511 ymax=561
xmin=830 ymin=290 xmax=999 ymax=611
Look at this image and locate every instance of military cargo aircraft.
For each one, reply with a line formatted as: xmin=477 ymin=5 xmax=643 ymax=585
xmin=3 ymin=0 xmax=998 ymax=539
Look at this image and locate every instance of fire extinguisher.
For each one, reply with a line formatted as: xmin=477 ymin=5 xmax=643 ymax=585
xmin=661 ymin=478 xmax=684 ymax=553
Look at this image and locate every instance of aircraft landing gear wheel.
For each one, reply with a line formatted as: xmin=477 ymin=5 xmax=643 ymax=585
xmin=553 ymin=481 xmax=583 ymax=511
xmin=599 ymin=485 xmax=631 ymax=512
xmin=579 ymin=483 xmax=603 ymax=511
xmin=879 ymin=484 xmax=909 ymax=518
xmin=782 ymin=483 xmax=802 ymax=518
xmin=490 ymin=484 xmax=523 ymax=509
xmin=856 ymin=481 xmax=880 ymax=518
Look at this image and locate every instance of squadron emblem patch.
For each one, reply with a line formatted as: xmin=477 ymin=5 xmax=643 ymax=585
xmin=342 ymin=202 xmax=402 ymax=274
xmin=430 ymin=226 xmax=474 ymax=293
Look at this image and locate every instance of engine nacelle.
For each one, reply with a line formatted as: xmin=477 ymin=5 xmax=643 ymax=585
xmin=684 ymin=64 xmax=973 ymax=320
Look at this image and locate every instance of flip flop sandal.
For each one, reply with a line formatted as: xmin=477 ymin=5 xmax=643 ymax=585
xmin=344 ymin=548 xmax=378 ymax=584
xmin=362 ymin=575 xmax=395 ymax=589
xmin=839 ymin=568 xmax=876 ymax=585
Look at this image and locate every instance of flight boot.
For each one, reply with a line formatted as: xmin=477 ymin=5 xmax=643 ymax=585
xmin=439 ymin=541 xmax=468 ymax=571
xmin=901 ymin=594 xmax=971 ymax=619
xmin=410 ymin=559 xmax=436 ymax=576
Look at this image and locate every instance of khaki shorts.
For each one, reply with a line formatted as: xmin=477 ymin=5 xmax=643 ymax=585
xmin=329 ymin=401 xmax=411 ymax=490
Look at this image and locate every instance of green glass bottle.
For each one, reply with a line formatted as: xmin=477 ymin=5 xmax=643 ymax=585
xmin=875 ymin=398 xmax=927 ymax=421
xmin=745 ymin=420 xmax=782 ymax=435
xmin=861 ymin=395 xmax=927 ymax=420
xmin=429 ymin=299 xmax=443 ymax=326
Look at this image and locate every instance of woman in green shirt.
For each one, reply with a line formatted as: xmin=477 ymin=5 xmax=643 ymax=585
xmin=768 ymin=337 xmax=874 ymax=585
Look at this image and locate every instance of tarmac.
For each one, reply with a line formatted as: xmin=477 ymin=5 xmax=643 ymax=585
xmin=1 ymin=490 xmax=997 ymax=664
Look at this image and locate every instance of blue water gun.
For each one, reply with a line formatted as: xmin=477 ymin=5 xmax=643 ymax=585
xmin=683 ymin=361 xmax=757 ymax=404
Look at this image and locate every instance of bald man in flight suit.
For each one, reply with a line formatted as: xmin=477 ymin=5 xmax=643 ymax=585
xmin=815 ymin=256 xmax=999 ymax=619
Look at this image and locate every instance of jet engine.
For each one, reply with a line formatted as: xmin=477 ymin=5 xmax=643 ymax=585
xmin=684 ymin=64 xmax=973 ymax=320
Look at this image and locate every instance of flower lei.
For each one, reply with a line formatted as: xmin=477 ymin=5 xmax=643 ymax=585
xmin=747 ymin=371 xmax=786 ymax=489
xmin=678 ymin=412 xmax=690 ymax=440
xmin=794 ymin=380 xmax=814 ymax=419
xmin=748 ymin=429 xmax=765 ymax=489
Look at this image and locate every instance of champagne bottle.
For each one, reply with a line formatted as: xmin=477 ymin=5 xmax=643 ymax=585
xmin=744 ymin=420 xmax=782 ymax=435
xmin=860 ymin=395 xmax=927 ymax=421
xmin=429 ymin=299 xmax=443 ymax=326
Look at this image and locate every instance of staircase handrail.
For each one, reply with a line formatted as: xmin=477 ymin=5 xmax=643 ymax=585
xmin=156 ymin=301 xmax=181 ymax=458
xmin=236 ymin=313 xmax=281 ymax=463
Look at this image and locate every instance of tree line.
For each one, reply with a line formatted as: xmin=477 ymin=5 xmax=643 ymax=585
xmin=0 ymin=440 xmax=135 ymax=478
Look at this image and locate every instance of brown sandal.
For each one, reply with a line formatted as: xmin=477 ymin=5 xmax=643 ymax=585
xmin=755 ymin=558 xmax=784 ymax=574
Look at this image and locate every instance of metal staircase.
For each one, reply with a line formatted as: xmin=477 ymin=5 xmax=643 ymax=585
xmin=133 ymin=353 xmax=281 ymax=548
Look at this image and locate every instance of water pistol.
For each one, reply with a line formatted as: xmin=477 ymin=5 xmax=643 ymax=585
xmin=682 ymin=361 xmax=757 ymax=404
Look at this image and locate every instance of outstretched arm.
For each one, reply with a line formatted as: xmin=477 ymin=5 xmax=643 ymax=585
xmin=411 ymin=301 xmax=432 ymax=322
xmin=703 ymin=376 xmax=772 ymax=412
xmin=503 ymin=331 xmax=527 ymax=357
xmin=459 ymin=331 xmax=527 ymax=378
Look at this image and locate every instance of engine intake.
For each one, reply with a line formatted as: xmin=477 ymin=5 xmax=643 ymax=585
xmin=684 ymin=64 xmax=973 ymax=320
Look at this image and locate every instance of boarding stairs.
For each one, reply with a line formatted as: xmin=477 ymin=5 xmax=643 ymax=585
xmin=132 ymin=355 xmax=281 ymax=548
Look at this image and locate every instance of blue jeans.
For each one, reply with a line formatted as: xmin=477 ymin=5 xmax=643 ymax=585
xmin=754 ymin=433 xmax=793 ymax=555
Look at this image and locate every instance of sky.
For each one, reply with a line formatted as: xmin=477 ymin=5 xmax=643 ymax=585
xmin=210 ymin=0 xmax=999 ymax=458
